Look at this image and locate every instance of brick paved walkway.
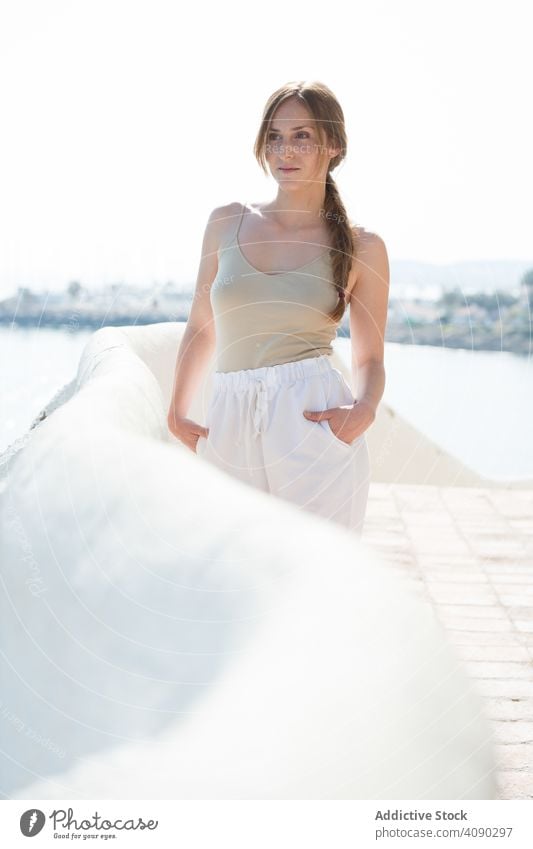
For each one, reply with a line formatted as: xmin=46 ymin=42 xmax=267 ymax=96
xmin=362 ymin=483 xmax=533 ymax=800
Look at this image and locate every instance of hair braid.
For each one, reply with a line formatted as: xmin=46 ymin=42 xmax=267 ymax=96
xmin=323 ymin=171 xmax=358 ymax=323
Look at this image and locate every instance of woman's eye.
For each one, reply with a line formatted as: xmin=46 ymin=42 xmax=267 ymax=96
xmin=268 ymin=131 xmax=310 ymax=141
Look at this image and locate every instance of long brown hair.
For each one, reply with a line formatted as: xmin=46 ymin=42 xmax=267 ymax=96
xmin=253 ymin=80 xmax=359 ymax=323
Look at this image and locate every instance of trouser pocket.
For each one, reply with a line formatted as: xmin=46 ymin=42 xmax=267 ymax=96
xmin=320 ymin=369 xmax=358 ymax=449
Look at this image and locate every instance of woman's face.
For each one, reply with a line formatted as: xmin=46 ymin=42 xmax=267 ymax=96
xmin=265 ymin=98 xmax=336 ymax=191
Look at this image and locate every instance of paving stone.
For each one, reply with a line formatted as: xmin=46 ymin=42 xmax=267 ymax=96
xmin=417 ymin=554 xmax=481 ymax=565
xmin=461 ymin=661 xmax=533 ymax=680
xmin=363 ymin=533 xmax=410 ymax=550
xmin=441 ymin=495 xmax=496 ymax=516
xmin=493 ymin=743 xmax=533 ymax=769
xmin=393 ymin=487 xmax=444 ymax=510
xmin=491 ymin=722 xmax=533 ymax=744
xmin=367 ymin=481 xmax=533 ymax=800
xmin=444 ymin=630 xmax=525 ymax=647
xmin=485 ymin=561 xmax=533 ymax=573
xmin=426 ymin=586 xmax=500 ymax=605
xmin=505 ymin=608 xmax=533 ymax=622
xmin=474 ymin=679 xmax=533 ymax=699
xmin=455 ymin=645 xmax=532 ymax=663
xmin=508 ymin=518 xmax=533 ymax=532
xmin=434 ymin=604 xmax=508 ymax=620
xmin=400 ymin=511 xmax=456 ymax=527
xmin=419 ymin=569 xmax=489 ymax=582
xmin=492 ymin=583 xmax=533 ymax=594
xmin=370 ymin=515 xmax=403 ymax=526
xmin=486 ymin=491 xmax=533 ymax=517
xmin=483 ymin=698 xmax=533 ymax=721
xmin=470 ymin=542 xmax=528 ymax=558
xmin=511 ymin=620 xmax=533 ymax=633
xmin=488 ymin=574 xmax=533 ymax=585
xmin=381 ymin=556 xmax=418 ymax=570
xmin=498 ymin=596 xmax=533 ymax=607
xmin=495 ymin=770 xmax=533 ymax=799
xmin=456 ymin=521 xmax=510 ymax=533
xmin=405 ymin=532 xmax=471 ymax=556
xmin=365 ymin=511 xmax=400 ymax=524
xmin=435 ymin=617 xmax=514 ymax=633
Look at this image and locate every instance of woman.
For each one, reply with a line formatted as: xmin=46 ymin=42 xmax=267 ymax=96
xmin=167 ymin=80 xmax=390 ymax=535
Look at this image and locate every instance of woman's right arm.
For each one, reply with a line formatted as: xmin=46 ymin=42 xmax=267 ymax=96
xmin=166 ymin=205 xmax=224 ymax=447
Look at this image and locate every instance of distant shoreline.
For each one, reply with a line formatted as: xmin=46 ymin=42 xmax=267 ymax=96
xmin=2 ymin=273 xmax=532 ymax=357
xmin=0 ymin=314 xmax=530 ymax=356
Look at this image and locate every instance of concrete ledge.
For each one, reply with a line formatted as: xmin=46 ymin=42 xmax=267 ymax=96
xmin=0 ymin=322 xmax=498 ymax=800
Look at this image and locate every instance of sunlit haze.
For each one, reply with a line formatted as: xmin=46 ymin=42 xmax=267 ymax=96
xmin=0 ymin=0 xmax=531 ymax=297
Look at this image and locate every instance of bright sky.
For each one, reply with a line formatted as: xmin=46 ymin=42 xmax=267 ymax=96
xmin=0 ymin=0 xmax=531 ymax=296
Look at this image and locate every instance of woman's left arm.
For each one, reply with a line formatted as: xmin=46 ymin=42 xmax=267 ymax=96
xmin=303 ymin=230 xmax=390 ymax=442
xmin=347 ymin=229 xmax=390 ymax=423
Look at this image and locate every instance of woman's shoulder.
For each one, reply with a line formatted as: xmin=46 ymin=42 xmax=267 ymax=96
xmin=203 ymin=201 xmax=246 ymax=252
xmin=346 ymin=225 xmax=389 ymax=301
xmin=351 ymin=225 xmax=388 ymax=266
xmin=352 ymin=224 xmax=386 ymax=249
xmin=208 ymin=200 xmax=244 ymax=231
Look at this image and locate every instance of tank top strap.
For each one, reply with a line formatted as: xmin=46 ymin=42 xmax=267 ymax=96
xmin=219 ymin=202 xmax=247 ymax=256
xmin=234 ymin=202 xmax=246 ymax=242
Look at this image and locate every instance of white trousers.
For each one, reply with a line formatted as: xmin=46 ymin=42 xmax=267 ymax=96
xmin=196 ymin=354 xmax=371 ymax=535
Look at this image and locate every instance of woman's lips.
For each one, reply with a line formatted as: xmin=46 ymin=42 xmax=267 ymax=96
xmin=279 ymin=167 xmax=299 ymax=172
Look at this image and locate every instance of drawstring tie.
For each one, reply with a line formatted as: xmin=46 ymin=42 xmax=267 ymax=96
xmin=251 ymin=377 xmax=269 ymax=437
xmin=234 ymin=378 xmax=269 ymax=446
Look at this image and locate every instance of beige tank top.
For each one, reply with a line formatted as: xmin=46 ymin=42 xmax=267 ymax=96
xmin=210 ymin=203 xmax=342 ymax=373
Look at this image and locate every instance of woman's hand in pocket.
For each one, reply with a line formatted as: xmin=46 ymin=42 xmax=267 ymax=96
xmin=303 ymin=399 xmax=374 ymax=445
xmin=167 ymin=412 xmax=209 ymax=453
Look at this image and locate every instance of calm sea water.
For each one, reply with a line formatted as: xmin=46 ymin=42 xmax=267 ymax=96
xmin=1 ymin=327 xmax=532 ymax=482
xmin=1 ymin=326 xmax=93 ymax=454
xmin=336 ymin=336 xmax=533 ymax=482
